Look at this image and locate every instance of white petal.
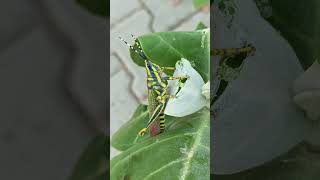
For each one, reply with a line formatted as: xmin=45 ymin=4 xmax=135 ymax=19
xmin=165 ymin=58 xmax=206 ymax=117
xmin=294 ymin=90 xmax=320 ymax=121
xmin=293 ymin=61 xmax=320 ymax=121
xmin=293 ymin=60 xmax=320 ymax=94
xmin=201 ymin=81 xmax=210 ymax=100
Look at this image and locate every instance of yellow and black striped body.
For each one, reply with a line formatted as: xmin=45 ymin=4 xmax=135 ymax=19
xmin=147 ymin=84 xmax=166 ymax=136
xmin=143 ymin=60 xmax=168 ymax=136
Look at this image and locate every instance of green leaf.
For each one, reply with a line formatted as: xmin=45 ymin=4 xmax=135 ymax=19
xmin=76 ymin=0 xmax=108 ymax=17
xmin=70 ymin=134 xmax=108 ymax=180
xmin=111 ymin=105 xmax=150 ymax=151
xmin=130 ymin=30 xmax=210 ymax=82
xmin=254 ymin=0 xmax=320 ymax=69
xmin=193 ymin=0 xmax=210 ymax=9
xmin=196 ymin=22 xmax=208 ymax=30
xmin=110 ymin=108 xmax=210 ymax=180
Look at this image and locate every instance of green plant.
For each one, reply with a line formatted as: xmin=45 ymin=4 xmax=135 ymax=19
xmin=110 ymin=26 xmax=210 ymax=180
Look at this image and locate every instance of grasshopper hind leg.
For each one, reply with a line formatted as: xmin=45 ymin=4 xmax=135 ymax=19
xmin=159 ymin=113 xmax=165 ymax=133
xmin=138 ymin=128 xmax=148 ymax=136
xmin=138 ymin=103 xmax=165 ymax=136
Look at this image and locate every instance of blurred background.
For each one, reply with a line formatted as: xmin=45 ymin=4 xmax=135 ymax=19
xmin=0 ymin=1 xmax=107 ymax=179
xmin=110 ymin=0 xmax=210 ymax=159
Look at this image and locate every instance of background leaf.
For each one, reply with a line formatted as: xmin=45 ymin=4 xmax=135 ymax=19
xmin=70 ymin=134 xmax=108 ymax=180
xmin=130 ymin=30 xmax=210 ymax=82
xmin=76 ymin=0 xmax=108 ymax=17
xmin=254 ymin=0 xmax=320 ymax=69
xmin=196 ymin=22 xmax=208 ymax=30
xmin=110 ymin=107 xmax=209 ymax=180
xmin=213 ymin=143 xmax=320 ymax=180
xmin=193 ymin=0 xmax=210 ymax=9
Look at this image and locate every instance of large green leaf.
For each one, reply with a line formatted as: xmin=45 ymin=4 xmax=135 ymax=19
xmin=110 ymin=107 xmax=210 ymax=180
xmin=255 ymin=0 xmax=320 ymax=69
xmin=130 ymin=30 xmax=210 ymax=82
xmin=70 ymin=134 xmax=108 ymax=180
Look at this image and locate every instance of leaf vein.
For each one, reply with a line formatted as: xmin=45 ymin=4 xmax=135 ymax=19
xmin=156 ymin=35 xmax=184 ymax=57
xmin=143 ymin=158 xmax=187 ymax=180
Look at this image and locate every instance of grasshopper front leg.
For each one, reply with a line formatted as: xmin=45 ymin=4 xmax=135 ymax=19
xmin=162 ymin=75 xmax=189 ymax=81
xmin=161 ymin=66 xmax=175 ymax=71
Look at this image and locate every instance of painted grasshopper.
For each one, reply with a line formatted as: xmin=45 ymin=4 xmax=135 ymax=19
xmin=119 ymin=36 xmax=188 ymax=136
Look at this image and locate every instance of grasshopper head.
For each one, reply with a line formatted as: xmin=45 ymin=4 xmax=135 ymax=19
xmin=119 ymin=35 xmax=148 ymax=61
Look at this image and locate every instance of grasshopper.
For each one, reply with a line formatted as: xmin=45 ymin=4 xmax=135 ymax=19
xmin=119 ymin=35 xmax=188 ymax=136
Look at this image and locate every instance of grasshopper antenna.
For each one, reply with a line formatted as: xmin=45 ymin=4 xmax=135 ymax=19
xmin=118 ymin=36 xmax=139 ymax=53
xmin=119 ymin=35 xmax=147 ymax=60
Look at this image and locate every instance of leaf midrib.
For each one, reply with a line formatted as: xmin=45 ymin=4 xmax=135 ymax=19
xmin=180 ymin=119 xmax=209 ymax=180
